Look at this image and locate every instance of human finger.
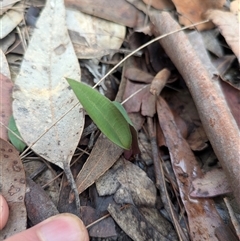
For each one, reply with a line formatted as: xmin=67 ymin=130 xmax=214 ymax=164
xmin=5 ymin=213 xmax=89 ymax=241
xmin=0 ymin=194 xmax=9 ymax=230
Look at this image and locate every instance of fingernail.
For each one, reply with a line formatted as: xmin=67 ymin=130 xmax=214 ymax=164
xmin=37 ymin=214 xmax=88 ymax=241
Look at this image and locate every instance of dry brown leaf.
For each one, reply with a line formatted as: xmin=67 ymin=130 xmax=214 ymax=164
xmin=25 ymin=178 xmax=59 ymax=225
xmin=157 ymin=96 xmax=223 ymax=241
xmin=65 ymin=0 xmax=145 ymax=28
xmin=124 ymin=67 xmax=153 ymax=83
xmin=171 ymin=0 xmax=225 ymax=30
xmin=76 ymin=134 xmax=123 ymax=194
xmin=150 ymin=68 xmax=170 ymax=95
xmin=163 ymin=90 xmax=208 ymax=151
xmin=142 ymin=0 xmax=174 ymax=10
xmin=220 ymin=79 xmax=240 ymax=128
xmin=190 ymin=168 xmax=232 ymax=198
xmin=123 ymin=67 xmax=157 ymax=117
xmin=0 ymin=138 xmax=26 ymax=239
xmin=0 ymin=74 xmax=13 ymax=141
xmin=206 ymin=9 xmax=240 ymax=63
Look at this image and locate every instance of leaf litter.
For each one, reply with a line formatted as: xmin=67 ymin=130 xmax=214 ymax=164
xmin=1 ymin=0 xmax=240 ymax=240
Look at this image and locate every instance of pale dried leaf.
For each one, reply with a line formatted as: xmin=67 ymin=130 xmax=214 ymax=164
xmin=0 ymin=138 xmax=27 ymax=239
xmin=0 ymin=2 xmax=24 ymax=39
xmin=13 ymin=0 xmax=84 ymax=169
xmin=66 ymin=8 xmax=126 ymax=59
xmin=0 ymin=0 xmax=20 ymax=15
xmin=108 ymin=203 xmax=178 ymax=241
xmin=207 ymin=9 xmax=240 ymax=63
xmin=0 ymin=49 xmax=11 ymax=78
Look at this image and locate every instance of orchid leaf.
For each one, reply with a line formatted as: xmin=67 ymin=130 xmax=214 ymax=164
xmin=67 ymin=78 xmax=132 ymax=150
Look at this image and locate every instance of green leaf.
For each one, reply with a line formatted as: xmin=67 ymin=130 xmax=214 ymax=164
xmin=67 ymin=78 xmax=132 ymax=150
xmin=112 ymin=101 xmax=140 ymax=158
xmin=8 ymin=116 xmax=26 ymax=152
xmin=112 ymin=101 xmax=133 ymax=126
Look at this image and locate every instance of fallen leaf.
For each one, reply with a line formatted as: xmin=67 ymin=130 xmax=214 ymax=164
xmin=25 ymin=177 xmax=59 ymax=225
xmin=108 ymin=203 xmax=178 ymax=241
xmin=171 ymin=0 xmax=225 ymax=30
xmin=0 ymin=0 xmax=20 ymax=15
xmin=150 ymin=68 xmax=170 ymax=96
xmin=76 ymin=134 xmax=123 ymax=194
xmin=0 ymin=74 xmax=13 ymax=141
xmin=66 ymin=8 xmax=126 ymax=59
xmin=0 ymin=32 xmax=16 ymax=53
xmin=162 ymin=89 xmax=208 ymax=151
xmin=190 ymin=168 xmax=232 ymax=198
xmin=142 ymin=0 xmax=174 ymax=10
xmin=13 ymin=0 xmax=84 ymax=169
xmin=200 ymin=29 xmax=223 ymax=57
xmin=96 ymin=159 xmax=157 ymax=207
xmin=206 ymin=9 xmax=240 ymax=63
xmin=0 ymin=138 xmax=26 ymax=239
xmin=0 ymin=2 xmax=24 ymax=39
xmin=65 ymin=0 xmax=145 ymax=28
xmin=157 ymin=96 xmax=223 ymax=241
xmin=0 ymin=49 xmax=11 ymax=78
xmin=220 ymin=78 xmax=240 ymax=128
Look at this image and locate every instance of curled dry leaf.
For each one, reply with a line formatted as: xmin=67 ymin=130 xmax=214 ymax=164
xmin=150 ymin=68 xmax=170 ymax=96
xmin=206 ymin=9 xmax=240 ymax=63
xmin=171 ymin=0 xmax=225 ymax=30
xmin=13 ymin=0 xmax=84 ymax=170
xmin=0 ymin=138 xmax=26 ymax=239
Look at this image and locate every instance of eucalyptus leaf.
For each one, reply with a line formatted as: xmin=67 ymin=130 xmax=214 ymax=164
xmin=67 ymin=79 xmax=132 ymax=150
xmin=8 ymin=115 xmax=26 ymax=152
